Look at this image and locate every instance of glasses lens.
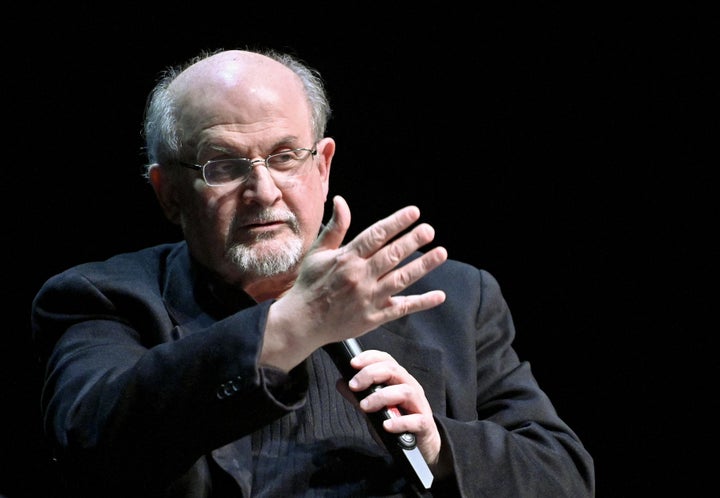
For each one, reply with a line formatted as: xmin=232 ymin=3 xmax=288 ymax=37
xmin=204 ymin=159 xmax=252 ymax=186
xmin=267 ymin=149 xmax=309 ymax=169
xmin=267 ymin=148 xmax=314 ymax=180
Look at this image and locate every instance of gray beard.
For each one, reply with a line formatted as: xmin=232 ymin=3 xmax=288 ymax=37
xmin=228 ymin=235 xmax=304 ymax=278
xmin=226 ymin=207 xmax=306 ymax=278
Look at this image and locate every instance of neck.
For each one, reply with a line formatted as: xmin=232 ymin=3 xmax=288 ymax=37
xmin=241 ymin=272 xmax=296 ymax=303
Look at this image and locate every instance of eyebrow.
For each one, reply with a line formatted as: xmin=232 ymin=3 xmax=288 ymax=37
xmin=206 ymin=144 xmax=239 ymax=156
xmin=202 ymin=136 xmax=305 ymax=159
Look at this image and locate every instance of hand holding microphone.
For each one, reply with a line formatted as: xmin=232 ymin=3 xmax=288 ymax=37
xmin=324 ymin=338 xmax=434 ymax=491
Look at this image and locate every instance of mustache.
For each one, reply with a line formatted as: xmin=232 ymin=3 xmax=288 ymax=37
xmin=233 ymin=208 xmax=299 ymax=230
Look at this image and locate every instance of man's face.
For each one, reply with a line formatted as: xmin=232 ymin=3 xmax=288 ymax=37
xmin=158 ymin=53 xmax=334 ymax=293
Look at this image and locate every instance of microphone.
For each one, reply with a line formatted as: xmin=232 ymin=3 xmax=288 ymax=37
xmin=324 ymin=338 xmax=434 ymax=492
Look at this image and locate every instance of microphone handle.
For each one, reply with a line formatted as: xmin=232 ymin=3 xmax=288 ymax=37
xmin=323 ymin=338 xmax=434 ymax=493
xmin=327 ymin=339 xmax=417 ymax=448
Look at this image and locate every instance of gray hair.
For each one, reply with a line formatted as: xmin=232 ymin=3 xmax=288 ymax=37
xmin=141 ymin=48 xmax=332 ymax=179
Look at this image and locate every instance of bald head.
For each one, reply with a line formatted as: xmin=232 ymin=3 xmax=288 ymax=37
xmin=143 ymin=48 xmax=331 ymax=170
xmin=168 ymin=51 xmax=309 ymax=153
xmin=170 ymin=50 xmax=305 ymax=112
xmin=173 ymin=50 xmax=292 ymax=90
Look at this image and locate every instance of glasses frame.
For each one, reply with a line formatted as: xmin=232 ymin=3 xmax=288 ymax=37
xmin=178 ymin=146 xmax=317 ymax=187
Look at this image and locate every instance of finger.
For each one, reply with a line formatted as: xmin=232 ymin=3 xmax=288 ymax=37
xmin=369 ymin=223 xmax=445 ymax=281
xmin=370 ymin=286 xmax=446 ymax=326
xmin=382 ymin=412 xmax=429 ymax=434
xmin=312 ymin=195 xmax=351 ymax=251
xmin=348 ymin=352 xmax=417 ymax=390
xmin=346 ymin=205 xmax=421 ymax=259
xmin=366 ymin=223 xmax=435 ymax=278
xmin=388 ymin=290 xmax=447 ymax=316
xmin=358 ymin=383 xmax=414 ymax=412
xmin=377 ymin=245 xmax=448 ymax=296
xmin=363 ymin=382 xmax=427 ymax=409
xmin=349 ymin=348 xmax=393 ymax=367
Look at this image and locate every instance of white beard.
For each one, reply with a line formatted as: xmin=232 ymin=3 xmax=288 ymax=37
xmin=227 ymin=207 xmax=305 ymax=278
xmin=228 ymin=235 xmax=304 ymax=277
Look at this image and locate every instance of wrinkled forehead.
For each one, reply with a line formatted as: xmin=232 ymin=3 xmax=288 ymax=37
xmin=169 ymin=51 xmax=312 ymax=144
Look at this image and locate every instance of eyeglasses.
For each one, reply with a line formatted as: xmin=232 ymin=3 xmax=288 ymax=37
xmin=178 ymin=146 xmax=317 ymax=187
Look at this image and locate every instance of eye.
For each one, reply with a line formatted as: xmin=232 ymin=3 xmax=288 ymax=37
xmin=268 ymin=151 xmax=298 ymax=166
xmin=206 ymin=159 xmax=251 ymax=182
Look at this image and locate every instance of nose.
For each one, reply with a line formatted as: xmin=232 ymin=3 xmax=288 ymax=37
xmin=240 ymin=161 xmax=282 ymax=205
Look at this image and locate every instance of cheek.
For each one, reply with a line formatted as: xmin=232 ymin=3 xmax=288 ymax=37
xmin=191 ymin=180 xmax=232 ymax=218
xmin=289 ymin=182 xmax=327 ymax=231
xmin=202 ymin=194 xmax=236 ymax=231
xmin=180 ymin=186 xmax=234 ymax=237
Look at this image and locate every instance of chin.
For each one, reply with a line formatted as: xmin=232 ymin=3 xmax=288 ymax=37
xmin=228 ymin=236 xmax=304 ymax=277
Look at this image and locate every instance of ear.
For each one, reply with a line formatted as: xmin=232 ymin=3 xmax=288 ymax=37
xmin=148 ymin=164 xmax=182 ymax=225
xmin=316 ymin=137 xmax=335 ymax=198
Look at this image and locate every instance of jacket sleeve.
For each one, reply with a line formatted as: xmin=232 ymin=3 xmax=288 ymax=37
xmin=31 ymin=263 xmax=308 ymax=493
xmin=420 ymin=265 xmax=595 ymax=497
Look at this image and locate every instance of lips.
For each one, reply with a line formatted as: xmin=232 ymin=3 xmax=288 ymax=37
xmin=242 ymin=219 xmax=286 ymax=229
xmin=234 ymin=208 xmax=298 ymax=235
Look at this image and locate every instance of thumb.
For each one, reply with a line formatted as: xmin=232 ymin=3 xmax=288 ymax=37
xmin=315 ymin=195 xmax=351 ymax=250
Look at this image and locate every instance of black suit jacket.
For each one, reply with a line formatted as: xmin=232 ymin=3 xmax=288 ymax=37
xmin=31 ymin=242 xmax=594 ymax=497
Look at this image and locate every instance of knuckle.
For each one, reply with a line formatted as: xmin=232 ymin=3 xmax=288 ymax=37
xmin=369 ymin=225 xmax=389 ymax=246
xmin=387 ymin=243 xmax=404 ymax=265
xmin=392 ymin=270 xmax=411 ymax=290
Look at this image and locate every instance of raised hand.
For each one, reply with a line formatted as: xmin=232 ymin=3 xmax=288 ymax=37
xmin=263 ymin=195 xmax=447 ymax=371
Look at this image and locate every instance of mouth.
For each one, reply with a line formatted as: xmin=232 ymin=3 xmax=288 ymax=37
xmin=238 ymin=218 xmax=292 ymax=241
xmin=234 ymin=209 xmax=298 ymax=240
xmin=243 ymin=219 xmax=286 ymax=230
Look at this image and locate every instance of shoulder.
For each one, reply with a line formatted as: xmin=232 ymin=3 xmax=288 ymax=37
xmin=31 ymin=242 xmax=188 ymax=356
xmin=33 ymin=242 xmax=187 ymax=305
xmin=78 ymin=242 xmax=185 ymax=275
xmin=49 ymin=242 xmax=184 ymax=283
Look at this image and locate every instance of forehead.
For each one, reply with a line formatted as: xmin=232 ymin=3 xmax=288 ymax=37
xmin=171 ymin=52 xmax=313 ymax=149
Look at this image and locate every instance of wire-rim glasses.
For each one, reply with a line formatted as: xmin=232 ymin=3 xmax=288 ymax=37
xmin=178 ymin=146 xmax=317 ymax=187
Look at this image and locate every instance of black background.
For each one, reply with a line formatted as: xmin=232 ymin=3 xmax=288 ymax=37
xmin=2 ymin=3 xmax=716 ymax=497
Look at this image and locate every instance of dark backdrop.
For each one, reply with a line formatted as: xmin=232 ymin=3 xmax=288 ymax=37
xmin=3 ymin=4 xmax=716 ymax=497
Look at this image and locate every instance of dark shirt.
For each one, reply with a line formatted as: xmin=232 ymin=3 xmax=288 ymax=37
xmin=248 ymin=349 xmax=408 ymax=496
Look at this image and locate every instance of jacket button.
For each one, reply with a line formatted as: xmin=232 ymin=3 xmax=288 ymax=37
xmin=216 ymin=375 xmax=244 ymax=399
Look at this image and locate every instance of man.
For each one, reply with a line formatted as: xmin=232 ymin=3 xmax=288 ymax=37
xmin=31 ymin=48 xmax=595 ymax=496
